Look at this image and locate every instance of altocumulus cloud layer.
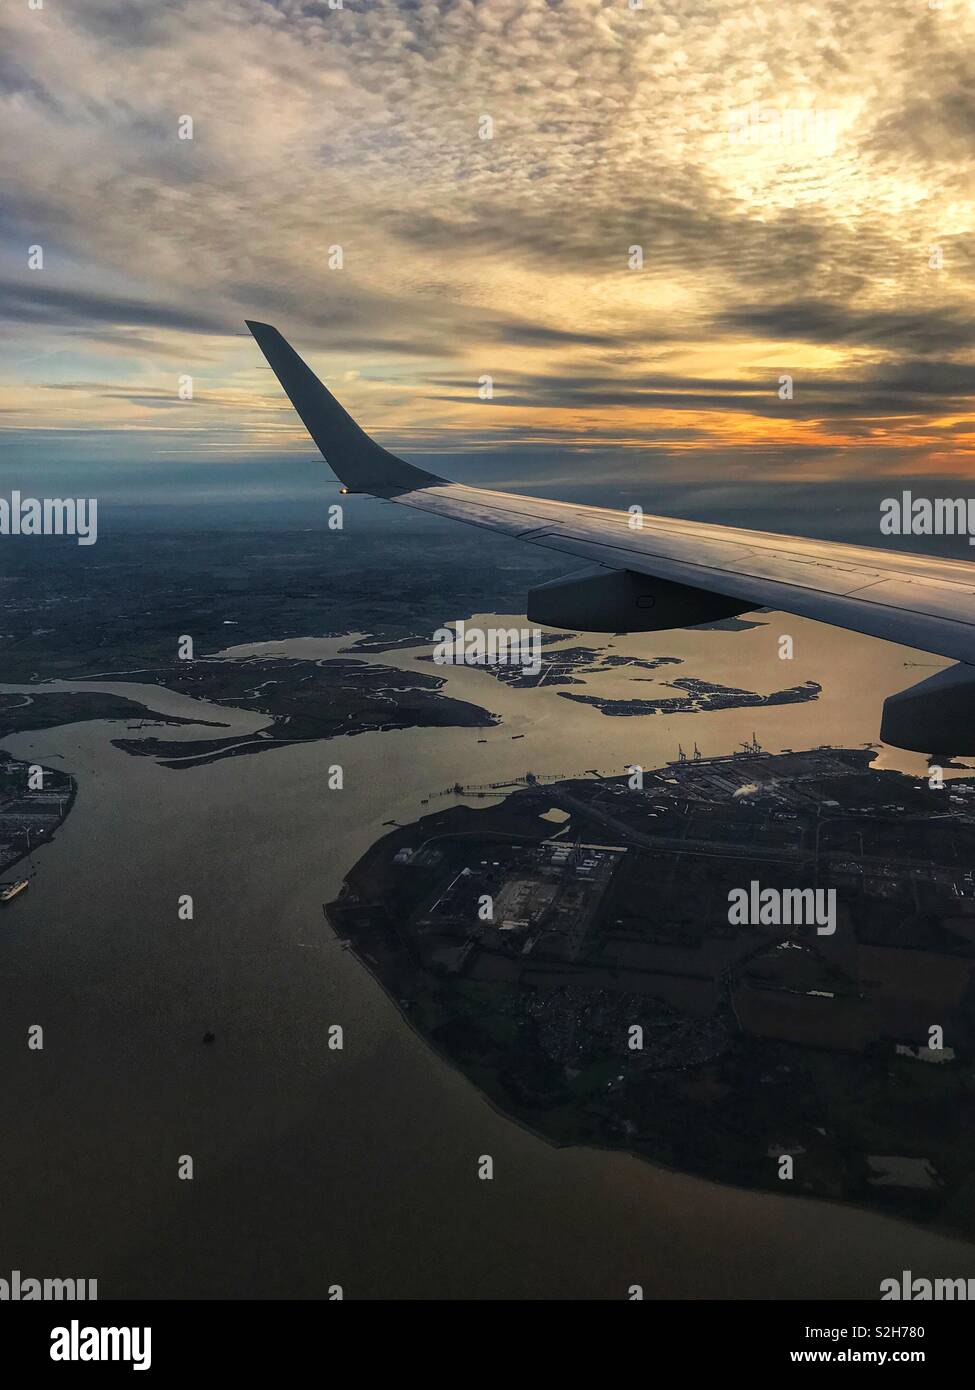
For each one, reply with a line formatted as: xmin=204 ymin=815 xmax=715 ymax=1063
xmin=1 ymin=0 xmax=974 ymax=502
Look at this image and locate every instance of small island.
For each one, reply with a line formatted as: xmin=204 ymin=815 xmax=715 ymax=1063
xmin=559 ymin=677 xmax=821 ymax=716
xmin=109 ymin=656 xmax=499 ymax=767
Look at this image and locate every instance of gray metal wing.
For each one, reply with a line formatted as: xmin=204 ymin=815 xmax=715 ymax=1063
xmin=247 ymin=320 xmax=975 ymax=670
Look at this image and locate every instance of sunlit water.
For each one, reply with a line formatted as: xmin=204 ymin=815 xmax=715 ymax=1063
xmin=1 ymin=615 xmax=971 ymax=1298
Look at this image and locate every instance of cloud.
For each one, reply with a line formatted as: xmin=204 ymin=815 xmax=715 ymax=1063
xmin=719 ymin=303 xmax=975 ymax=356
xmin=426 ymin=357 xmax=975 ymax=423
xmin=0 ymin=282 xmax=229 ymax=334
xmin=1 ymin=0 xmax=973 ymax=495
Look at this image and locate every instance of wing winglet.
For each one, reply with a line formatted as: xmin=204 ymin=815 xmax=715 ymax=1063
xmin=245 ymin=320 xmax=444 ymax=495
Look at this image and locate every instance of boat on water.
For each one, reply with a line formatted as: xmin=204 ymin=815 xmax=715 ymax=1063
xmin=0 ymin=879 xmax=29 ymax=904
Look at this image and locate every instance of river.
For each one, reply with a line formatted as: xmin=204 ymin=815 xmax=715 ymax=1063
xmin=1 ymin=613 xmax=971 ymax=1297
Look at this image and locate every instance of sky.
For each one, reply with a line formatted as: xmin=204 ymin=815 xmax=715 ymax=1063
xmin=1 ymin=0 xmax=974 ymax=516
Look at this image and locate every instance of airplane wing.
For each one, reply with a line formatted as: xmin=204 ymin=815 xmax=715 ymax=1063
xmin=246 ymin=320 xmax=975 ymax=752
